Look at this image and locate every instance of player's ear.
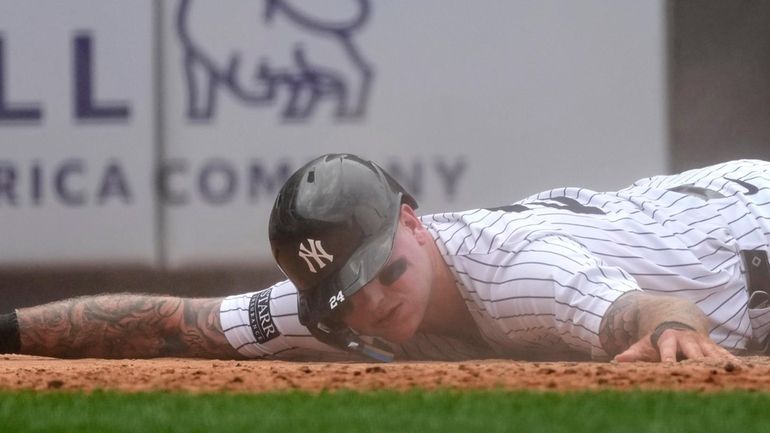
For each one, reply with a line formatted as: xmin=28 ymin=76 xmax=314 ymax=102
xmin=400 ymin=204 xmax=429 ymax=243
xmin=400 ymin=203 xmax=418 ymax=228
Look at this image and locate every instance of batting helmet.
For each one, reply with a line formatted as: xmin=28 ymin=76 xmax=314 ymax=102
xmin=268 ymin=153 xmax=417 ymax=361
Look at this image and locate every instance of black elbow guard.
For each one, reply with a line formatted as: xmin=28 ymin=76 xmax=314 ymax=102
xmin=0 ymin=311 xmax=20 ymax=354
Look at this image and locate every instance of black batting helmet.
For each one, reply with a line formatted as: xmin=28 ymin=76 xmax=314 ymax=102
xmin=268 ymin=153 xmax=417 ymax=361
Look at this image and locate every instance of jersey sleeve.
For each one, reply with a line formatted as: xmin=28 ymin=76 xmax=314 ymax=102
xmin=219 ymin=279 xmax=356 ymax=361
xmin=495 ymin=235 xmax=641 ymax=359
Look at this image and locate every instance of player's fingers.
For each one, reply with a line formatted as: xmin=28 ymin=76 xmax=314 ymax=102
xmin=613 ymin=346 xmax=643 ymax=362
xmin=699 ymin=341 xmax=722 ymax=358
xmin=678 ymin=336 xmax=705 ymax=360
xmin=701 ymin=341 xmax=739 ymax=361
xmin=656 ymin=332 xmax=679 ymax=363
xmin=720 ymin=347 xmax=739 ymax=361
xmin=614 ymin=338 xmax=659 ymax=362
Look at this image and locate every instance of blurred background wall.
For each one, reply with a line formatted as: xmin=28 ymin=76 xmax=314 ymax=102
xmin=669 ymin=0 xmax=770 ymax=171
xmin=1 ymin=0 xmax=768 ymax=311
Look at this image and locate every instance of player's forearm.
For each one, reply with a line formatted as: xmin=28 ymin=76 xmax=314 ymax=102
xmin=598 ymin=291 xmax=710 ymax=357
xmin=15 ymin=294 xmax=242 ymax=359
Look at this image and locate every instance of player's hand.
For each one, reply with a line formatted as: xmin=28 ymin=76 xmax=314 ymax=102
xmin=614 ymin=328 xmax=738 ymax=363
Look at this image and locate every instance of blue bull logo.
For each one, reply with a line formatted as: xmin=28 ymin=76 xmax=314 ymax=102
xmin=177 ymin=0 xmax=373 ymax=121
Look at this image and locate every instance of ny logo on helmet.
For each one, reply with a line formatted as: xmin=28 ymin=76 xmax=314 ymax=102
xmin=298 ymin=239 xmax=334 ymax=273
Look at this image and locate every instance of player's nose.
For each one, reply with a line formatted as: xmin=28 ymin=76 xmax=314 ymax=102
xmin=349 ymin=282 xmax=385 ymax=313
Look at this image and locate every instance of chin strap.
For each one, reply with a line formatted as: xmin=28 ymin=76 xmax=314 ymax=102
xmin=313 ymin=321 xmax=394 ymax=363
xmin=345 ymin=337 xmax=394 ymax=363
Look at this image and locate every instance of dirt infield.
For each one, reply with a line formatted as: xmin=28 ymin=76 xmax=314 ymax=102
xmin=2 ymin=355 xmax=770 ymax=393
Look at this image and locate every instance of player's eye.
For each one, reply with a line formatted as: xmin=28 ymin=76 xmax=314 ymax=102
xmin=377 ymin=257 xmax=407 ymax=286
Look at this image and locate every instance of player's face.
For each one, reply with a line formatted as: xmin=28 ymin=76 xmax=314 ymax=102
xmin=342 ymin=205 xmax=434 ymax=343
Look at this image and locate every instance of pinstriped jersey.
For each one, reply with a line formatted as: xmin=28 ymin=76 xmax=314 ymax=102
xmin=221 ymin=159 xmax=770 ymax=361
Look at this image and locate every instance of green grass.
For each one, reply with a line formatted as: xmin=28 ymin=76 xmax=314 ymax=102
xmin=0 ymin=390 xmax=768 ymax=433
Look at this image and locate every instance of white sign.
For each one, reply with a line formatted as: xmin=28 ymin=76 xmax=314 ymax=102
xmin=162 ymin=0 xmax=667 ymax=267
xmin=0 ymin=1 xmax=156 ymax=266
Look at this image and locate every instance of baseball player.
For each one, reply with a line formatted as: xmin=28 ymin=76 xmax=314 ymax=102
xmin=2 ymin=154 xmax=769 ymax=363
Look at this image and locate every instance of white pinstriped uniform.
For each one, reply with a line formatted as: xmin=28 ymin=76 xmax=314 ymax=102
xmin=221 ymin=159 xmax=770 ymax=361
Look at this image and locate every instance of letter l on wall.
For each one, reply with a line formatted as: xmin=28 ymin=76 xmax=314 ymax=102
xmin=73 ymin=33 xmax=130 ymax=120
xmin=0 ymin=36 xmax=42 ymax=121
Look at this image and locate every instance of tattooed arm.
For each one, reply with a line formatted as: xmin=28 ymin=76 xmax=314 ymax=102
xmin=16 ymin=294 xmax=243 ymax=359
xmin=598 ymin=291 xmax=735 ymax=362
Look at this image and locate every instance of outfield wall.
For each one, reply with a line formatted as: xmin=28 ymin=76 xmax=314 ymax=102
xmin=0 ymin=0 xmax=667 ymax=268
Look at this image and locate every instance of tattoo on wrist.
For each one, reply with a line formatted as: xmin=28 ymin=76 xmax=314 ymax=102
xmin=649 ymin=321 xmax=696 ymax=349
xmin=598 ymin=292 xmax=641 ymax=357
